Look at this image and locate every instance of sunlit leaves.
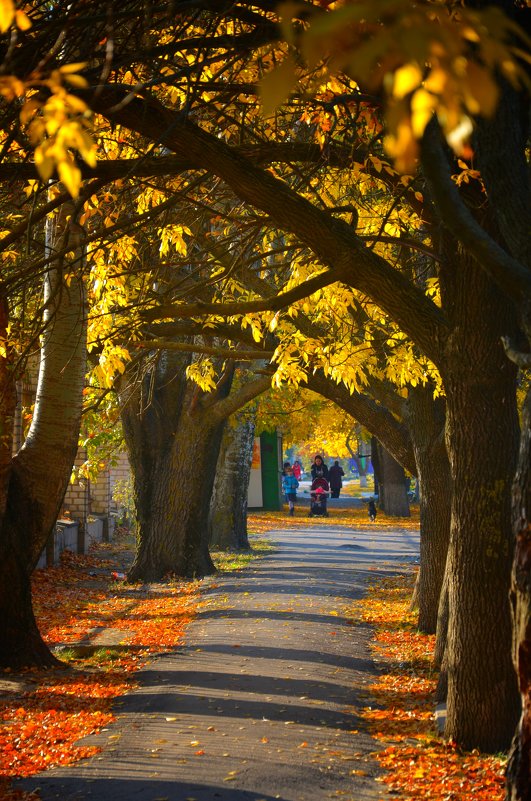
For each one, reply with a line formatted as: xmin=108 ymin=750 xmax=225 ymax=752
xmin=263 ymin=0 xmax=530 ymax=171
xmin=158 ymin=224 xmax=192 ymax=257
xmin=30 ymin=86 xmax=96 ymax=198
xmin=0 ymin=0 xmax=30 ymax=33
xmin=0 ymin=57 xmax=96 ymax=197
xmin=186 ymin=358 xmax=218 ymax=393
xmin=0 ymin=0 xmax=14 ymax=31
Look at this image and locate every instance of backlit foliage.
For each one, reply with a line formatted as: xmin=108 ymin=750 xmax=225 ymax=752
xmin=264 ymin=0 xmax=531 ymax=170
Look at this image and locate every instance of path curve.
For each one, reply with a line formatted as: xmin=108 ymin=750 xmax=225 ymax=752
xmin=22 ymin=519 xmax=419 ymax=801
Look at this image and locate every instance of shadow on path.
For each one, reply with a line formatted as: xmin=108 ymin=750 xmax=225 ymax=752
xmin=21 ymin=515 xmax=419 ymax=801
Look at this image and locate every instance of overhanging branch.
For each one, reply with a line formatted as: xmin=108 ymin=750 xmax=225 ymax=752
xmin=141 ymin=267 xmax=344 ymax=321
xmin=421 ymin=118 xmax=531 ymax=306
xmin=135 ymin=339 xmax=273 ymax=360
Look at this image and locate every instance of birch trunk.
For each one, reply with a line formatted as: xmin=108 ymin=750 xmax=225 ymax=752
xmin=209 ymin=413 xmax=256 ymax=551
xmin=0 ymin=205 xmax=87 ymax=668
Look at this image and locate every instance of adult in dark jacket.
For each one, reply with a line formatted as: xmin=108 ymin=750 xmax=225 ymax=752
xmin=329 ymin=461 xmax=345 ymax=498
xmin=311 ymin=454 xmax=329 ymax=482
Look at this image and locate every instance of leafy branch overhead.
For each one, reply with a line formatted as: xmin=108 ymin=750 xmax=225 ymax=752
xmin=260 ymin=0 xmax=531 ymax=171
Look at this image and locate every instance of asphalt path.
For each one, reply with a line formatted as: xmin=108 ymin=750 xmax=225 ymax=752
xmin=21 ymin=508 xmax=419 ymax=801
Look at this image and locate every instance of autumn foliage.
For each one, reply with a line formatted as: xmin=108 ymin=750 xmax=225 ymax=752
xmin=0 ymin=541 xmax=200 ymax=800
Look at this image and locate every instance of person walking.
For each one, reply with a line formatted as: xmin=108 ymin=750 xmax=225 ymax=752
xmin=282 ymin=465 xmax=299 ymax=516
xmin=292 ymin=460 xmax=302 ymax=481
xmin=329 ymin=460 xmax=345 ymax=498
xmin=311 ymin=454 xmax=329 ymax=481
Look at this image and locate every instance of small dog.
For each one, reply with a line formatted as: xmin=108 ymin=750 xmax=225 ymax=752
xmin=368 ymin=499 xmax=377 ymax=522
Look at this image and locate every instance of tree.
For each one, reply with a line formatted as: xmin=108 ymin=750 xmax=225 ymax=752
xmin=0 ymin=0 xmax=526 ymax=751
xmin=120 ymin=347 xmax=271 ymax=580
xmin=209 ymin=408 xmax=257 ymax=551
xmin=0 ymin=201 xmax=87 ymax=667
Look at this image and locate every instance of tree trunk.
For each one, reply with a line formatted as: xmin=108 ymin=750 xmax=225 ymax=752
xmin=209 ymin=413 xmax=256 ymax=550
xmin=472 ymin=72 xmax=531 ymax=796
xmin=128 ymin=408 xmax=225 ymax=580
xmin=506 ymin=380 xmax=531 ymax=799
xmin=0 ymin=205 xmax=87 ymax=668
xmin=377 ymin=443 xmax=411 ymax=517
xmin=93 ymin=76 xmax=523 ymax=753
xmin=121 ymin=352 xmax=271 ymax=582
xmin=121 ymin=351 xmax=224 ymax=580
xmin=441 ymin=249 xmax=520 ymax=752
xmin=406 ymin=384 xmax=451 ymax=633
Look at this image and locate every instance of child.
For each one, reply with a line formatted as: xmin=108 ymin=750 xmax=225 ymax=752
xmin=368 ymin=498 xmax=377 ymax=522
xmin=282 ymin=466 xmax=299 ymax=517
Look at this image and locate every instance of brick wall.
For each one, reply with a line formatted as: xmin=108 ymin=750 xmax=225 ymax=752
xmin=13 ymin=352 xmax=131 ymax=528
xmin=62 ymin=448 xmax=90 ymax=520
xmin=109 ymin=451 xmax=131 ymax=513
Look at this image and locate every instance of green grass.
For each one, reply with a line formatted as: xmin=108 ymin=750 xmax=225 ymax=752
xmin=211 ymin=535 xmax=275 ymax=573
xmin=52 ymin=644 xmax=126 ymax=665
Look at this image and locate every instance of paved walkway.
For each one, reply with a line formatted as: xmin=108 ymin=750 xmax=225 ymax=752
xmin=22 ymin=517 xmax=419 ymax=801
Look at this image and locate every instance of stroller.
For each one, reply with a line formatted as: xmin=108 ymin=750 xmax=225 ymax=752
xmin=309 ymin=476 xmax=330 ymax=517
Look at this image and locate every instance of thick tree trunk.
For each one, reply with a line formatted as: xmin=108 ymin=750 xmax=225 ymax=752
xmin=441 ymin=251 xmax=520 ymax=752
xmin=434 ymin=567 xmax=450 ymax=670
xmin=93 ymin=76 xmax=524 ymax=754
xmin=121 ymin=351 xmax=223 ymax=580
xmin=406 ymin=385 xmax=451 ymax=633
xmin=473 ymin=73 xmax=531 ymax=797
xmin=209 ymin=414 xmax=256 ymax=551
xmin=0 ymin=511 xmax=58 ymax=668
xmin=0 ymin=206 xmax=87 ymax=668
xmin=377 ymin=443 xmax=410 ymax=517
xmin=371 ymin=436 xmax=380 ymax=500
xmin=127 ymin=407 xmax=225 ymax=580
xmin=121 ymin=351 xmax=271 ymax=582
xmin=506 ymin=382 xmax=531 ymax=800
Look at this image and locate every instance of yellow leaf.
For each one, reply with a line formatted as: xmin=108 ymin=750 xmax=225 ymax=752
xmin=64 ymin=74 xmax=89 ymax=89
xmin=393 ymin=63 xmax=422 ymax=100
xmin=34 ymin=146 xmax=55 ymax=182
xmin=15 ymin=9 xmax=31 ymax=29
xmin=424 ymin=67 xmax=447 ymax=95
xmin=411 ymin=88 xmax=437 ymax=138
xmin=57 ymin=159 xmax=82 ymax=198
xmin=463 ymin=62 xmax=499 ymax=117
xmin=259 ymin=55 xmax=297 ymax=117
xmin=59 ymin=62 xmax=88 ymax=74
xmin=20 ymin=99 xmax=40 ymax=125
xmin=65 ymin=94 xmax=89 ymax=114
xmin=0 ymin=0 xmax=14 ymax=33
